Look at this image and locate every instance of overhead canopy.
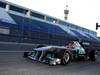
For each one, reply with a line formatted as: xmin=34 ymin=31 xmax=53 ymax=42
xmin=57 ymin=25 xmax=78 ymax=40
xmin=65 ymin=29 xmax=78 ymax=40
xmin=70 ymin=29 xmax=90 ymax=41
xmin=0 ymin=8 xmax=16 ymax=24
xmin=85 ymin=33 xmax=100 ymax=42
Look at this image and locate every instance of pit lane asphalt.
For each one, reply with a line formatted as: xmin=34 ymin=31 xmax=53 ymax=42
xmin=0 ymin=52 xmax=100 ymax=75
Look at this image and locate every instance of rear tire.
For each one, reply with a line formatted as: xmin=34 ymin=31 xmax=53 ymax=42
xmin=89 ymin=50 xmax=97 ymax=61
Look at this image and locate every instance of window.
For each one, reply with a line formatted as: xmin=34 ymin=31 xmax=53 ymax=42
xmin=10 ymin=5 xmax=28 ymax=14
xmin=71 ymin=25 xmax=76 ymax=29
xmin=0 ymin=2 xmax=6 ymax=8
xmin=83 ymin=28 xmax=87 ymax=33
xmin=77 ymin=27 xmax=81 ymax=31
xmin=82 ymin=28 xmax=85 ymax=32
xmin=47 ymin=17 xmax=56 ymax=23
xmin=31 ymin=12 xmax=44 ymax=19
xmin=59 ymin=21 xmax=66 ymax=25
xmin=0 ymin=28 xmax=9 ymax=34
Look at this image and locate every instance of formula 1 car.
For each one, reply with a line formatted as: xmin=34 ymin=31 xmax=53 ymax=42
xmin=24 ymin=41 xmax=97 ymax=66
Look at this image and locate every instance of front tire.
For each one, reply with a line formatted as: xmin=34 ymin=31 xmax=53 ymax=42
xmin=60 ymin=50 xmax=71 ymax=65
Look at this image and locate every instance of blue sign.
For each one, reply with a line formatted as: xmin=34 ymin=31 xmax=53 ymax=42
xmin=96 ymin=23 xmax=100 ymax=30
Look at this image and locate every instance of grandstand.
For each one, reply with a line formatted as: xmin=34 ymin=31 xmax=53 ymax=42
xmin=0 ymin=0 xmax=99 ymax=51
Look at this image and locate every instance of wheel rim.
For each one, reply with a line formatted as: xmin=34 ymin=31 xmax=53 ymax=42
xmin=64 ymin=52 xmax=70 ymax=63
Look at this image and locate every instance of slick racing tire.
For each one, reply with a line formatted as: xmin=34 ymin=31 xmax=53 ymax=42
xmin=89 ymin=50 xmax=97 ymax=61
xmin=60 ymin=50 xmax=71 ymax=65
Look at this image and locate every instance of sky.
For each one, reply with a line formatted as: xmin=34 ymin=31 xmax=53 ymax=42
xmin=7 ymin=0 xmax=100 ymax=36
